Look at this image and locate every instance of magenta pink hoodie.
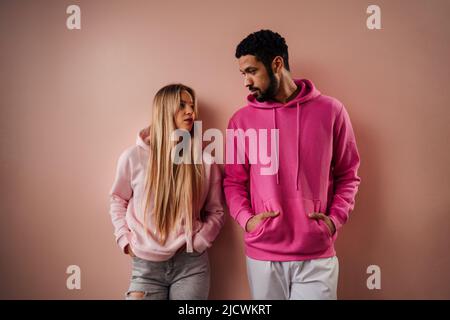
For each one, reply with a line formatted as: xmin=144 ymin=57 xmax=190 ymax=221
xmin=109 ymin=127 xmax=225 ymax=261
xmin=224 ymin=79 xmax=361 ymax=261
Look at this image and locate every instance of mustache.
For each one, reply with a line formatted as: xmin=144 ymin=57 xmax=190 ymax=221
xmin=248 ymin=86 xmax=260 ymax=92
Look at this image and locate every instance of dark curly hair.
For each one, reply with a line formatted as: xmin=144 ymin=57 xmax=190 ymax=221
xmin=235 ymin=29 xmax=290 ymax=72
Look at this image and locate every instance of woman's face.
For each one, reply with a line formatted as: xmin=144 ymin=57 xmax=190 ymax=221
xmin=174 ymin=90 xmax=196 ymax=131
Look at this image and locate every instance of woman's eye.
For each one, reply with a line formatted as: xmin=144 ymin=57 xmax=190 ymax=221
xmin=180 ymin=103 xmax=185 ymax=108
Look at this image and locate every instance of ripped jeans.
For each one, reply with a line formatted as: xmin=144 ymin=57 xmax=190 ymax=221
xmin=125 ymin=250 xmax=210 ymax=300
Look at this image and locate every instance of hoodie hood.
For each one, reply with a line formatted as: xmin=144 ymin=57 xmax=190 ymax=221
xmin=136 ymin=126 xmax=151 ymax=151
xmin=247 ymin=79 xmax=321 ymax=190
xmin=247 ymin=78 xmax=321 ymax=109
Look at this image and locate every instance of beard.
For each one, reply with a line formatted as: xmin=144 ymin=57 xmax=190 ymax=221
xmin=253 ymin=67 xmax=279 ymax=102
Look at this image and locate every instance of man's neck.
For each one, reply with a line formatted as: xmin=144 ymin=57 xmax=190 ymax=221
xmin=274 ymin=76 xmax=298 ymax=104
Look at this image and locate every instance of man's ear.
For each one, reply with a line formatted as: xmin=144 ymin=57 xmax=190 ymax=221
xmin=272 ymin=56 xmax=284 ymax=74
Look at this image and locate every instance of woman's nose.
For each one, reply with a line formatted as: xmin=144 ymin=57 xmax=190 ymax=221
xmin=185 ymin=105 xmax=194 ymax=115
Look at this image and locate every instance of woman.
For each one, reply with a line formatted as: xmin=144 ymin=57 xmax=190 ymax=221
xmin=109 ymin=84 xmax=225 ymax=300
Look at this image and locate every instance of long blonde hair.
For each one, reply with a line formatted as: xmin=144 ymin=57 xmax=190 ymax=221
xmin=143 ymin=84 xmax=204 ymax=245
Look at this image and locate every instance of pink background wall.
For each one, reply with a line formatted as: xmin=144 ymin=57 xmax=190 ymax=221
xmin=1 ymin=0 xmax=449 ymax=299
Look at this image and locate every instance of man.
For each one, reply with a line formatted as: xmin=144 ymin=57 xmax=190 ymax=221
xmin=223 ymin=30 xmax=361 ymax=300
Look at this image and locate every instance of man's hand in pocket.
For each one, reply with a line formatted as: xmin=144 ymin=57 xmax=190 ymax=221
xmin=245 ymin=211 xmax=279 ymax=233
xmin=308 ymin=212 xmax=336 ymax=235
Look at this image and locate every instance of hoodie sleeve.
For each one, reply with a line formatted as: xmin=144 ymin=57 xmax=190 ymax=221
xmin=223 ymin=119 xmax=255 ymax=230
xmin=328 ymin=104 xmax=361 ymax=231
xmin=193 ymin=162 xmax=226 ymax=253
xmin=109 ymin=149 xmax=133 ymax=254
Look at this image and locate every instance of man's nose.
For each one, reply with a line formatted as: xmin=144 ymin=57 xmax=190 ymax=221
xmin=244 ymin=76 xmax=253 ymax=88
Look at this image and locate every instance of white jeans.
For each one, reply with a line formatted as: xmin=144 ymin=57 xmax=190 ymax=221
xmin=246 ymin=256 xmax=339 ymax=300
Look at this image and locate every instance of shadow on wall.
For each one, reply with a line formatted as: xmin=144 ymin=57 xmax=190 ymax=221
xmin=197 ymin=100 xmax=252 ymax=299
xmin=208 ymin=211 xmax=251 ymax=300
xmin=335 ymin=114 xmax=385 ymax=299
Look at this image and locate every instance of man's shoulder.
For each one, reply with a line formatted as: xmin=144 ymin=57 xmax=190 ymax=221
xmin=313 ymin=94 xmax=344 ymax=113
xmin=228 ymin=104 xmax=254 ymax=125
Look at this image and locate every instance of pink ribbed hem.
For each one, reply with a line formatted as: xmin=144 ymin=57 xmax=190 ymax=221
xmin=245 ymin=244 xmax=337 ymax=262
xmin=132 ymin=246 xmax=179 ymax=262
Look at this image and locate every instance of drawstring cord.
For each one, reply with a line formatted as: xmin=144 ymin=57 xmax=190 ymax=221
xmin=296 ymin=102 xmax=301 ymax=190
xmin=272 ymin=108 xmax=279 ymax=185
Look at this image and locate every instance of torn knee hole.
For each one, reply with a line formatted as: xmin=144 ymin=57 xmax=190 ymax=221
xmin=127 ymin=291 xmax=146 ymax=299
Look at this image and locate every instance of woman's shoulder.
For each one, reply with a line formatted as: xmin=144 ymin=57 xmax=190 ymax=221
xmin=117 ymin=144 xmax=141 ymax=163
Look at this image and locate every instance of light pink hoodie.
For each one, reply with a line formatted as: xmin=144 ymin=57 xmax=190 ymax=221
xmin=109 ymin=127 xmax=225 ymax=261
xmin=224 ymin=79 xmax=361 ymax=261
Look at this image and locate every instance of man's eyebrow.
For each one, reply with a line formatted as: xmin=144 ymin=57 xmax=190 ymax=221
xmin=240 ymin=67 xmax=257 ymax=73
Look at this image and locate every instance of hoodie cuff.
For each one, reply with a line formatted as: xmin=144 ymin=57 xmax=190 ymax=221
xmin=193 ymin=233 xmax=210 ymax=253
xmin=117 ymin=232 xmax=131 ymax=254
xmin=236 ymin=210 xmax=254 ymax=231
xmin=328 ymin=212 xmax=344 ymax=232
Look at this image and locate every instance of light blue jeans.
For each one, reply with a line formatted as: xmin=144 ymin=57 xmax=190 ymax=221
xmin=125 ymin=250 xmax=210 ymax=300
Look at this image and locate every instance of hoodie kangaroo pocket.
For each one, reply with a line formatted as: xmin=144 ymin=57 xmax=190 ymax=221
xmin=283 ymin=198 xmax=331 ymax=254
xmin=244 ymin=197 xmax=331 ymax=255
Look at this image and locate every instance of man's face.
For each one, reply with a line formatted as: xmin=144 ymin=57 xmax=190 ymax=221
xmin=238 ymin=55 xmax=279 ymax=102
